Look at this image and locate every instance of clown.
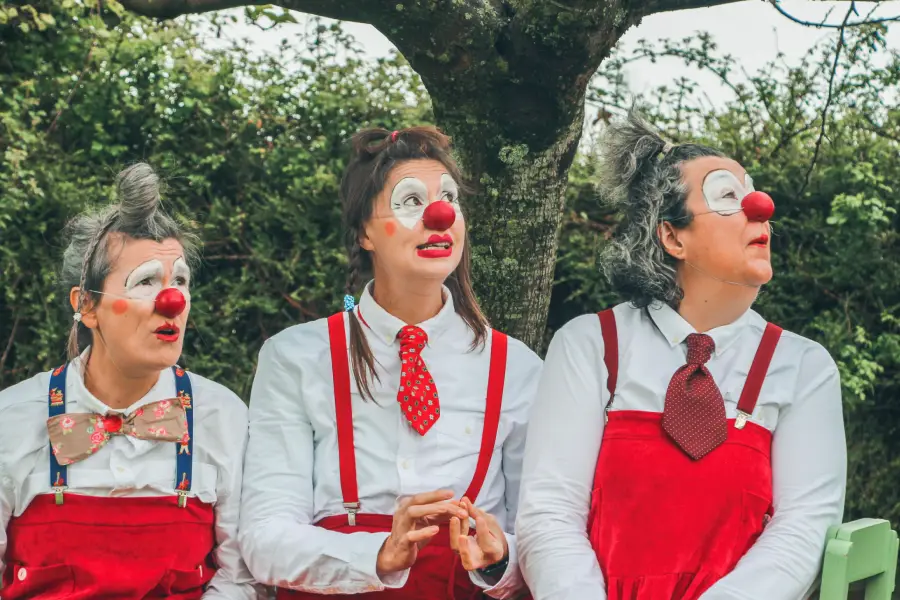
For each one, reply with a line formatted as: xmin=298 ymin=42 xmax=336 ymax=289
xmin=239 ymin=126 xmax=542 ymax=598
xmin=0 ymin=164 xmax=257 ymax=599
xmin=516 ymin=113 xmax=846 ymax=599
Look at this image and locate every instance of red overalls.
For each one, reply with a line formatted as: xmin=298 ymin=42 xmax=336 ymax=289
xmin=587 ymin=309 xmax=783 ymax=600
xmin=277 ymin=313 xmax=509 ymax=599
xmin=2 ymin=364 xmax=216 ymax=599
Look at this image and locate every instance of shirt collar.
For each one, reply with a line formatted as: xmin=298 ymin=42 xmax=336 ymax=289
xmin=356 ymin=280 xmax=457 ymax=346
xmin=646 ymin=302 xmax=754 ymax=357
xmin=68 ymin=347 xmax=174 ymax=415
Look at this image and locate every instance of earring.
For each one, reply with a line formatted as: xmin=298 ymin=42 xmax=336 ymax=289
xmin=73 ymin=312 xmax=82 ymax=323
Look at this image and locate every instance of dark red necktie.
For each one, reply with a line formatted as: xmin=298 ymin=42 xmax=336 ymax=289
xmin=662 ymin=333 xmax=727 ymax=459
xmin=397 ymin=326 xmax=440 ymax=435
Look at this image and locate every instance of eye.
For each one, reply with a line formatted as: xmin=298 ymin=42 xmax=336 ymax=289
xmin=721 ymin=189 xmax=738 ymax=199
xmin=174 ymin=276 xmax=188 ymax=286
xmin=442 ymin=191 xmax=458 ymax=204
xmin=139 ymin=277 xmax=154 ymax=286
xmin=403 ymin=195 xmax=424 ymax=207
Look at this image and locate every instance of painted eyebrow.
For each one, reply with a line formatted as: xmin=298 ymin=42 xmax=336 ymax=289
xmin=124 ymin=260 xmax=164 ymax=288
xmin=390 ymin=177 xmax=428 ymax=202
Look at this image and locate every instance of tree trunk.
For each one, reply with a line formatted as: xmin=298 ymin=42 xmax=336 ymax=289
xmin=446 ymin=110 xmax=584 ymax=350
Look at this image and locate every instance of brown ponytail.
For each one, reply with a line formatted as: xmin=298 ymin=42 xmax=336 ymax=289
xmin=340 ymin=126 xmax=488 ymax=401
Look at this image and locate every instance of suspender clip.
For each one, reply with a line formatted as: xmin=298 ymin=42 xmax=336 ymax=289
xmin=177 ymin=490 xmax=188 ymax=508
xmin=344 ymin=502 xmax=360 ymax=526
xmin=735 ymin=410 xmax=750 ymax=430
xmin=53 ymin=486 xmax=67 ymax=506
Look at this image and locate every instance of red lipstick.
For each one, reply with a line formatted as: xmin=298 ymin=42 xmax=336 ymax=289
xmin=417 ymin=234 xmax=454 ymax=259
xmin=749 ymin=234 xmax=769 ymax=247
xmin=154 ymin=323 xmax=181 ymax=342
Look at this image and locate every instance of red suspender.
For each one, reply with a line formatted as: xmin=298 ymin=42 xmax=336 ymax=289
xmin=735 ymin=322 xmax=783 ymax=429
xmin=327 ymin=313 xmax=360 ymax=525
xmin=597 ymin=309 xmax=619 ymax=413
xmin=327 ymin=314 xmax=508 ymax=523
xmin=463 ymin=330 xmax=507 ymax=503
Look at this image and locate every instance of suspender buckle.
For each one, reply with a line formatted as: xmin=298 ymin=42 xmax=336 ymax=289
xmin=735 ymin=410 xmax=750 ymax=430
xmin=53 ymin=486 xmax=67 ymax=506
xmin=177 ymin=490 xmax=188 ymax=508
xmin=344 ymin=502 xmax=360 ymax=526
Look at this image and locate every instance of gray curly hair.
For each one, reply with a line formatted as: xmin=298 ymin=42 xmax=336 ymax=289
xmin=61 ymin=163 xmax=200 ymax=360
xmin=599 ymin=111 xmax=725 ymax=308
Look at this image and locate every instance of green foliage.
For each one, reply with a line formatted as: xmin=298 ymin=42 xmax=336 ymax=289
xmin=0 ymin=1 xmax=430 ymax=394
xmin=556 ymin=26 xmax=900 ymax=532
xmin=2 ymin=0 xmax=899 ymax=551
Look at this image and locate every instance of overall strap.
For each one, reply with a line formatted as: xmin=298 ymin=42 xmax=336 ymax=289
xmin=327 ymin=312 xmax=360 ymax=526
xmin=462 ymin=330 xmax=508 ymax=503
xmin=173 ymin=366 xmax=195 ymax=507
xmin=48 ymin=364 xmax=69 ymax=505
xmin=597 ymin=309 xmax=619 ymax=419
xmin=735 ymin=322 xmax=783 ymax=429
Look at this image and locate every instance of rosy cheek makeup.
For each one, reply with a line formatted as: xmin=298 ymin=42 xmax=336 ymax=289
xmin=111 ymin=299 xmax=129 ymax=315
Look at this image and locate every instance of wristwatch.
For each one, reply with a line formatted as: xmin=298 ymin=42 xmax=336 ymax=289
xmin=477 ymin=554 xmax=509 ymax=578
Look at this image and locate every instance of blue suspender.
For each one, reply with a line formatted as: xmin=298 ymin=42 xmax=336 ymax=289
xmin=48 ymin=364 xmax=69 ymax=505
xmin=173 ymin=366 xmax=194 ymax=507
xmin=47 ymin=364 xmax=195 ymax=507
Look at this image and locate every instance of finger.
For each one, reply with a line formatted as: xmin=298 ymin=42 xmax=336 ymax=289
xmin=449 ymin=517 xmax=460 ymax=551
xmin=475 ymin=514 xmax=498 ymax=553
xmin=407 ymin=501 xmax=467 ymax=521
xmin=457 ymin=536 xmax=478 ymax=571
xmin=460 ymin=511 xmax=470 ymax=538
xmin=408 ymin=489 xmax=455 ymax=506
xmin=406 ymin=525 xmax=440 ymax=544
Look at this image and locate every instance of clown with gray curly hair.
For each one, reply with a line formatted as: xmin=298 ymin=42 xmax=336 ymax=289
xmin=0 ymin=164 xmax=258 ymax=599
xmin=517 ymin=113 xmax=846 ymax=599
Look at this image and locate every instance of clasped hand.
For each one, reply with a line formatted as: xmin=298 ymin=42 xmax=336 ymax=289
xmin=375 ymin=491 xmax=508 ymax=577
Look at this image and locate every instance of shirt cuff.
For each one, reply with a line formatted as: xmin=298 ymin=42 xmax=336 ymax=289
xmin=468 ymin=534 xmax=523 ymax=598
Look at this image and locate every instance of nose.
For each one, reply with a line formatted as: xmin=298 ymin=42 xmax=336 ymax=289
xmin=422 ymin=201 xmax=456 ymax=231
xmin=741 ymin=191 xmax=775 ymax=222
xmin=155 ymin=288 xmax=186 ymax=319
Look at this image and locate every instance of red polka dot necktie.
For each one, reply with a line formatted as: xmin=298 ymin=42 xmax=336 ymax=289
xmin=397 ymin=326 xmax=440 ymax=435
xmin=662 ymin=333 xmax=727 ymax=460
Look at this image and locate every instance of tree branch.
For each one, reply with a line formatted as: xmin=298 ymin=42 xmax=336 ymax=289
xmin=635 ymin=0 xmax=743 ymax=17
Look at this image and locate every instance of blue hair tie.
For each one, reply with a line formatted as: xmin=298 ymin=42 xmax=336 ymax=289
xmin=343 ymin=294 xmax=356 ymax=312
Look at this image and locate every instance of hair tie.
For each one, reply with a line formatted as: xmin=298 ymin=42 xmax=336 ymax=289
xmin=343 ymin=294 xmax=356 ymax=312
xmin=390 ymin=130 xmax=399 ymax=143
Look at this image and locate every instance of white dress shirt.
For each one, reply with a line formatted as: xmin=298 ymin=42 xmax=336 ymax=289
xmin=0 ymin=350 xmax=259 ymax=600
xmin=239 ymin=284 xmax=542 ymax=597
xmin=517 ymin=302 xmax=846 ymax=600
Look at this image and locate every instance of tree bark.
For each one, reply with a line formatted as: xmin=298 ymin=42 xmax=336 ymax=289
xmin=119 ymin=0 xmax=749 ymax=350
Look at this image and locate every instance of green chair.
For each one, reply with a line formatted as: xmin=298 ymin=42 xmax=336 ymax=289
xmin=818 ymin=519 xmax=899 ymax=600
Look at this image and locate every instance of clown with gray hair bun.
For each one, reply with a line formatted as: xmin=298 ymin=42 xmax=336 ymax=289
xmin=517 ymin=112 xmax=846 ymax=600
xmin=0 ymin=163 xmax=259 ymax=599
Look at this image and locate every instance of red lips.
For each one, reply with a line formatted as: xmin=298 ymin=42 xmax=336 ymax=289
xmin=154 ymin=323 xmax=180 ymax=342
xmin=749 ymin=234 xmax=769 ymax=247
xmin=416 ymin=234 xmax=454 ymax=259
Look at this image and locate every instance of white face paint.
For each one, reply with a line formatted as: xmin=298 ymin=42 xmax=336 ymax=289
xmin=440 ymin=173 xmax=462 ymax=216
xmin=701 ymin=169 xmax=756 ymax=215
xmin=123 ymin=257 xmax=191 ymax=302
xmin=390 ymin=177 xmax=429 ymax=229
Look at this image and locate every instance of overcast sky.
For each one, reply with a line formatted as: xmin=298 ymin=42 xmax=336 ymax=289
xmin=200 ymin=1 xmax=898 ymax=109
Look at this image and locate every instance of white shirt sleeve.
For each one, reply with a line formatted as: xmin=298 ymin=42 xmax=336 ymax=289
xmin=1 ymin=462 xmax=11 ymax=582
xmin=700 ymin=343 xmax=847 ymax=600
xmin=517 ymin=316 xmax=609 ymax=600
xmin=203 ymin=397 xmax=260 ymax=600
xmin=469 ymin=344 xmax=542 ymax=598
xmin=239 ymin=336 xmax=409 ymax=593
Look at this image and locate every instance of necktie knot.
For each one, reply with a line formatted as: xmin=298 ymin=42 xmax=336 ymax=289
xmin=686 ymin=333 xmax=715 ymax=365
xmin=399 ymin=325 xmax=428 ymax=355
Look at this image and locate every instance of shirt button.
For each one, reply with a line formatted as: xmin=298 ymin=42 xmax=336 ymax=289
xmin=401 ymin=460 xmax=410 ymax=470
xmin=465 ymin=426 xmax=472 ymax=434
xmin=17 ymin=567 xmax=27 ymax=581
xmin=116 ymin=467 xmax=125 ymax=473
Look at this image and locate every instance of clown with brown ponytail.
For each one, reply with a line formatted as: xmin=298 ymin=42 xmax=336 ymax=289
xmin=240 ymin=127 xmax=541 ymax=598
xmin=0 ymin=164 xmax=257 ymax=599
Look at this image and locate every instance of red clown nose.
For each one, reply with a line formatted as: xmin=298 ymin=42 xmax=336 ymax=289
xmin=422 ymin=201 xmax=456 ymax=231
xmin=741 ymin=191 xmax=775 ymax=222
xmin=155 ymin=288 xmax=186 ymax=319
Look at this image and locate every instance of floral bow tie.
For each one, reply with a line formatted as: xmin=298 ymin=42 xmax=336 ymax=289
xmin=47 ymin=399 xmax=189 ymax=466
